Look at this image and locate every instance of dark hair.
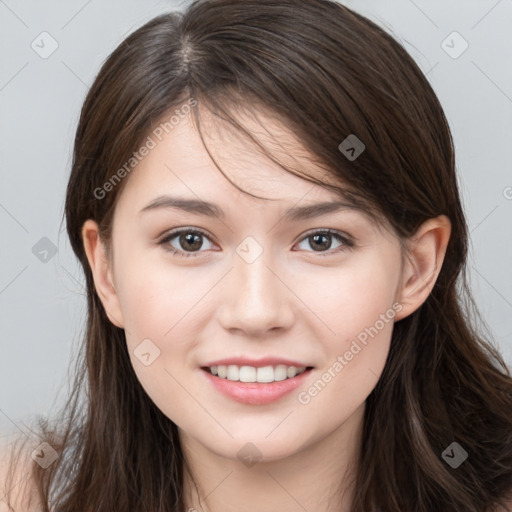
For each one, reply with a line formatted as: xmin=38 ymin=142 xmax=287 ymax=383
xmin=4 ymin=0 xmax=512 ymax=511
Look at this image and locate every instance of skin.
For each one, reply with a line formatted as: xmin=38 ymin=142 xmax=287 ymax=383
xmin=82 ymin=104 xmax=451 ymax=512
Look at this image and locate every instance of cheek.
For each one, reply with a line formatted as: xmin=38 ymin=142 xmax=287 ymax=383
xmin=296 ymin=249 xmax=400 ymax=341
xmin=113 ymin=255 xmax=204 ymax=397
xmin=114 ymin=247 xmax=191 ymax=340
xmin=294 ymin=251 xmax=399 ymax=402
xmin=115 ymin=268 xmax=198 ymax=428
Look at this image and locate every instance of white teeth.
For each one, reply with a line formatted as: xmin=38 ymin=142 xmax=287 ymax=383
xmin=257 ymin=366 xmax=275 ymax=383
xmin=239 ymin=366 xmax=255 ymax=382
xmin=227 ymin=365 xmax=240 ymax=381
xmin=274 ymin=365 xmax=288 ymax=381
xmin=287 ymin=366 xmax=299 ymax=379
xmin=207 ymin=364 xmax=307 ymax=383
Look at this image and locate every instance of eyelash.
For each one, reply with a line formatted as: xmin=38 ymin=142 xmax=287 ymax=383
xmin=157 ymin=228 xmax=355 ymax=258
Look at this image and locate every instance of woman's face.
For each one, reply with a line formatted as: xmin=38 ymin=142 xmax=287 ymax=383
xmin=90 ymin=106 xmax=413 ymax=463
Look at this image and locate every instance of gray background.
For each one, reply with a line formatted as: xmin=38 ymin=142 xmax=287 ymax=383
xmin=1 ymin=0 xmax=511 ymax=443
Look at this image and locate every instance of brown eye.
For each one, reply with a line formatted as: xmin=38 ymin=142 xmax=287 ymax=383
xmin=295 ymin=230 xmax=354 ymax=256
xmin=159 ymin=228 xmax=214 ymax=257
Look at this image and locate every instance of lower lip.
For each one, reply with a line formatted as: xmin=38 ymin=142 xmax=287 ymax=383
xmin=200 ymin=367 xmax=313 ymax=405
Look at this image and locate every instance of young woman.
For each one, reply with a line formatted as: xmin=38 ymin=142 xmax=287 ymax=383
xmin=2 ymin=0 xmax=512 ymax=511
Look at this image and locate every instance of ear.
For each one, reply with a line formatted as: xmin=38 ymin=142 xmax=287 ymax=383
xmin=81 ymin=219 xmax=125 ymax=329
xmin=394 ymin=215 xmax=451 ymax=322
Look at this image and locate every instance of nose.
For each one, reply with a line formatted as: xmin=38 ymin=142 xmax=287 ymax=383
xmin=217 ymin=248 xmax=296 ymax=337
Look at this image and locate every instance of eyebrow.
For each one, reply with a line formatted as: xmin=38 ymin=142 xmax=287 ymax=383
xmin=138 ymin=195 xmax=364 ymax=222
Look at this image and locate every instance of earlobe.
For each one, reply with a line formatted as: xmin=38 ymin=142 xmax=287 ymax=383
xmin=394 ymin=215 xmax=451 ymax=322
xmin=81 ymin=219 xmax=125 ymax=329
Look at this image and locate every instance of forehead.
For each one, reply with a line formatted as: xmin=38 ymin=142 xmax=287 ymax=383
xmin=115 ymin=104 xmax=351 ymax=212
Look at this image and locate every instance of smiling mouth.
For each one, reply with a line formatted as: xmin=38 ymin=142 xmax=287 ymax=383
xmin=201 ymin=365 xmax=314 ymax=384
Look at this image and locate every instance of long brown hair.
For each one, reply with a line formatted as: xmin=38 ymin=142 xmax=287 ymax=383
xmin=4 ymin=1 xmax=512 ymax=510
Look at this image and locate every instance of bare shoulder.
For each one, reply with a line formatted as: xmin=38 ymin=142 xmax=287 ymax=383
xmin=502 ymin=496 xmax=512 ymax=512
xmin=493 ymin=493 xmax=512 ymax=512
xmin=0 ymin=433 xmax=43 ymax=512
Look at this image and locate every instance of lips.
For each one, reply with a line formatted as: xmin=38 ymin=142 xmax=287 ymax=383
xmin=199 ymin=356 xmax=315 ymax=405
xmin=200 ymin=366 xmax=314 ymax=405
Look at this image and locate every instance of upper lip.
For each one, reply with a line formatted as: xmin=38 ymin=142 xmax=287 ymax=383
xmin=201 ymin=357 xmax=314 ymax=369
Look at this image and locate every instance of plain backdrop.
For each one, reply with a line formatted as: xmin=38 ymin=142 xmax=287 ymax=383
xmin=1 ymin=0 xmax=511 ymax=442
